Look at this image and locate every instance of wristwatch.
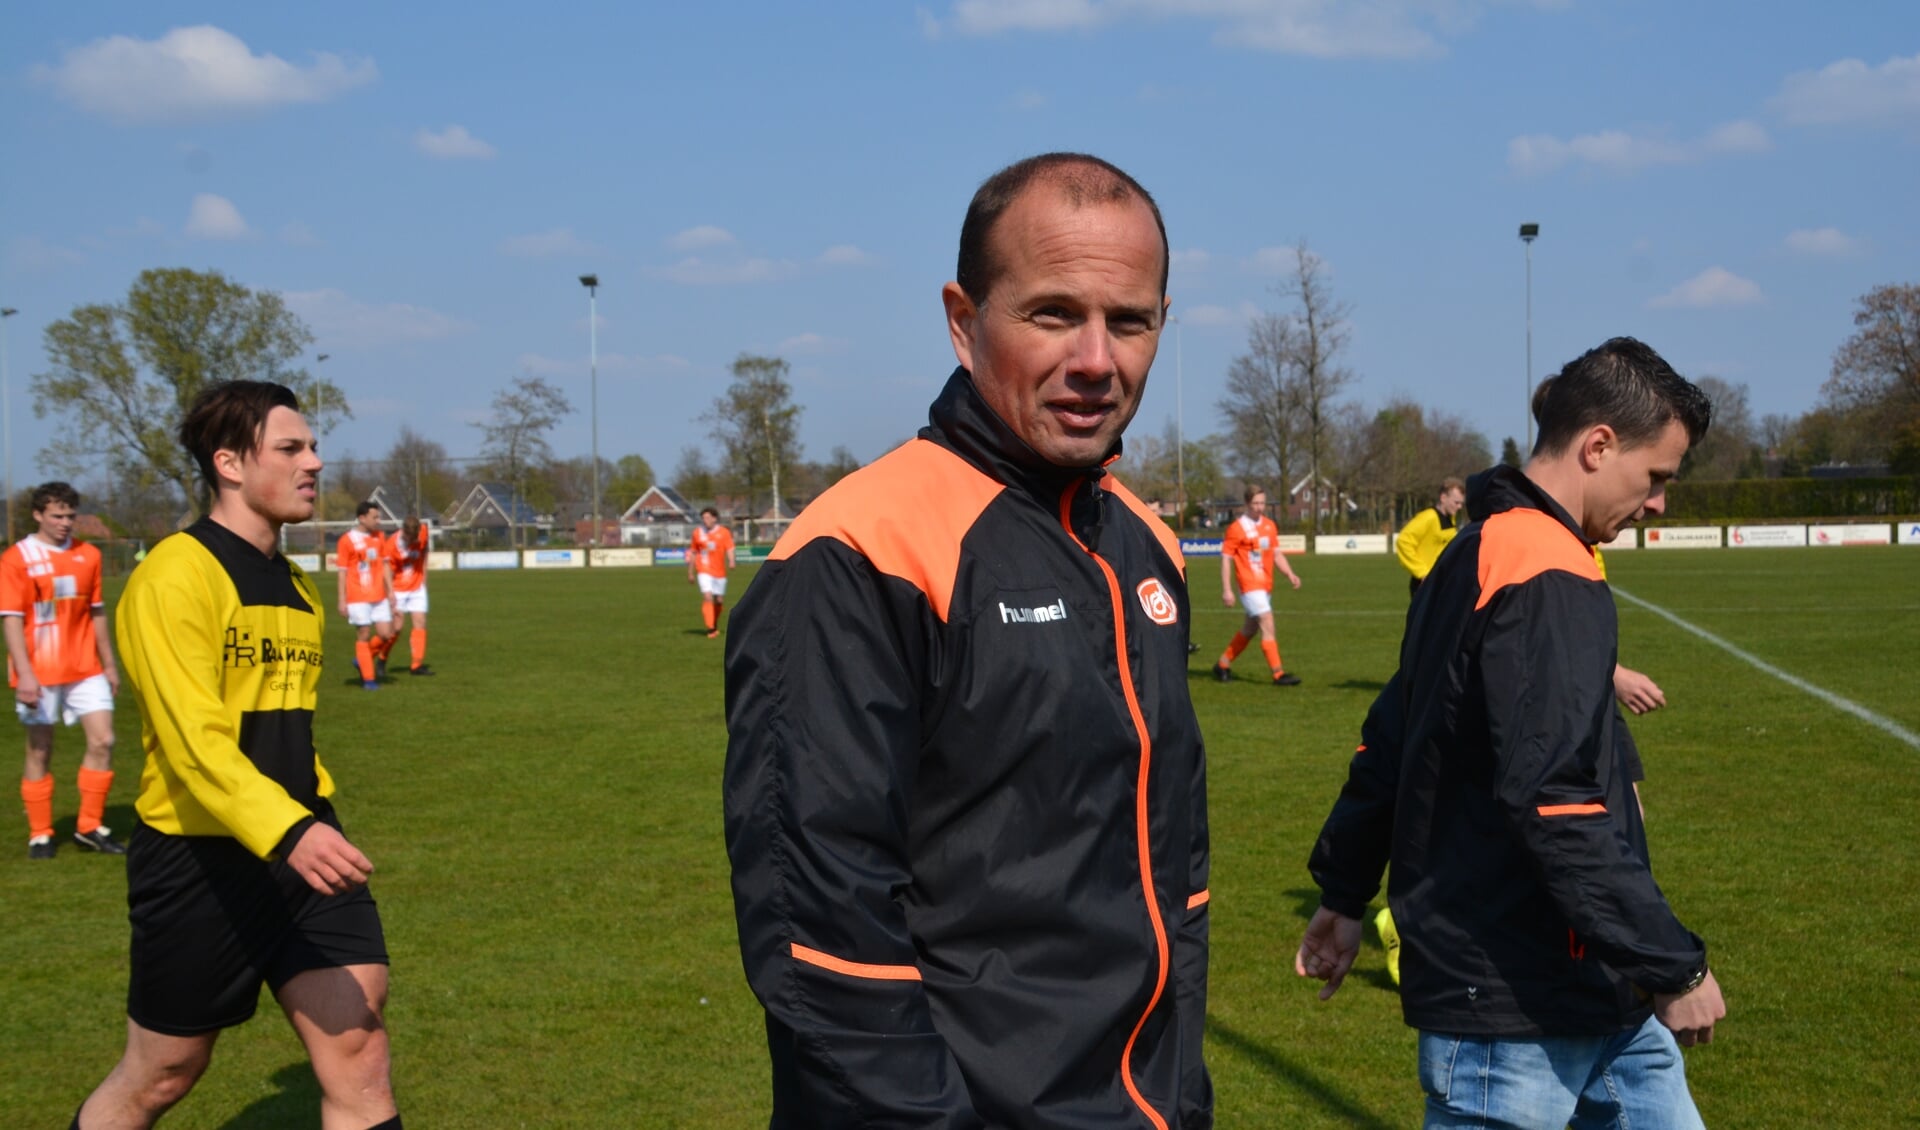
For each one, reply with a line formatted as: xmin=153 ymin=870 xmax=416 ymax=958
xmin=1678 ymin=962 xmax=1709 ymax=994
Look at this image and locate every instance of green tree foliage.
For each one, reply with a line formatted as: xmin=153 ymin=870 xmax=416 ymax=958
xmin=671 ymin=447 xmax=718 ymax=502
xmin=33 ymin=268 xmax=349 ymax=512
xmin=702 ymin=354 xmax=803 ymax=514
xmin=1500 ymin=437 xmax=1523 ymax=468
xmin=381 ymin=425 xmax=460 ymax=518
xmin=605 ymin=454 xmax=657 ymax=511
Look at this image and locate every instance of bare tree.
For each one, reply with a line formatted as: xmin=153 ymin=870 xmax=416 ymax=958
xmin=702 ymin=354 xmax=803 ymax=516
xmin=1218 ymin=312 xmax=1304 ymax=496
xmin=671 ymin=447 xmax=718 ymax=501
xmin=381 ymin=426 xmax=458 ymax=517
xmin=475 ymin=376 xmax=572 ymax=547
xmin=1822 ymin=283 xmax=1920 ymax=467
xmin=1682 ymin=377 xmax=1761 ymax=481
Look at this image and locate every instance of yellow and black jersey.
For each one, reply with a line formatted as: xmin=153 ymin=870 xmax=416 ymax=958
xmin=1394 ymin=504 xmax=1460 ymax=580
xmin=118 ymin=516 xmax=334 ymax=860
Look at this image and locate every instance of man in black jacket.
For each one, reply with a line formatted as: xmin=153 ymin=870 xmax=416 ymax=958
xmin=1296 ymin=338 xmax=1723 ymax=1129
xmin=724 ymin=154 xmax=1210 ymax=1127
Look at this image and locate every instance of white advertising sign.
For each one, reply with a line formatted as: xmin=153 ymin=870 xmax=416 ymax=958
xmin=1314 ymin=534 xmax=1390 ymax=555
xmin=523 ymin=549 xmax=586 ymax=569
xmin=1599 ymin=528 xmax=1638 ymax=551
xmin=1727 ymin=525 xmax=1807 ymax=548
xmin=590 ymin=547 xmax=654 ymax=568
xmin=1900 ymin=521 xmax=1920 ymax=546
xmin=1642 ymin=526 xmax=1721 ymax=549
xmin=287 ymin=553 xmax=322 ymax=572
xmin=1180 ymin=538 xmax=1222 ymax=557
xmin=457 ymin=550 xmax=519 ymax=570
xmin=1809 ymin=523 xmax=1892 ymax=547
xmin=426 ymin=551 xmax=455 ymax=571
xmin=1277 ymin=534 xmax=1308 ymax=555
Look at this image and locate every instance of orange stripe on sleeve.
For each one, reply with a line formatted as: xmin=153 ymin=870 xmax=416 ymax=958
xmin=790 ymin=942 xmax=923 ymax=982
xmin=1536 ymin=803 xmax=1608 ymax=817
xmin=1186 ymin=890 xmax=1210 ymax=910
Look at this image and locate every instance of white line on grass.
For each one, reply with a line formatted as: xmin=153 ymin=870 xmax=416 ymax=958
xmin=1613 ymin=586 xmax=1920 ymax=751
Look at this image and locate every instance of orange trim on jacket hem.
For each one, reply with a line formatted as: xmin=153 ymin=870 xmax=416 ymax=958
xmin=1536 ymin=803 xmax=1608 ymax=817
xmin=1059 ymin=484 xmax=1172 ymax=1130
xmin=1186 ymin=890 xmax=1210 ymax=910
xmin=789 ymin=942 xmax=923 ymax=981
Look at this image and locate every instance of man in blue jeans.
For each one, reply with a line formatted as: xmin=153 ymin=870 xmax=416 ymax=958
xmin=1295 ymin=337 xmax=1725 ymax=1129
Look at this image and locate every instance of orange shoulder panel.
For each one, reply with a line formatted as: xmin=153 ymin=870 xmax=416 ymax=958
xmin=1103 ymin=474 xmax=1186 ymax=578
xmin=1474 ymin=509 xmax=1603 ymax=611
xmin=768 ymin=439 xmax=1004 ymax=622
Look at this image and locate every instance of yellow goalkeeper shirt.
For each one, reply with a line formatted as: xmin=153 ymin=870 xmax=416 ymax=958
xmin=1395 ymin=506 xmax=1461 ymax=580
xmin=118 ymin=516 xmax=334 ymax=860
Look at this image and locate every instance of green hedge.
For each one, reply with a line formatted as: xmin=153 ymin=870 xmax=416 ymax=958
xmin=1661 ymin=476 xmax=1920 ymax=522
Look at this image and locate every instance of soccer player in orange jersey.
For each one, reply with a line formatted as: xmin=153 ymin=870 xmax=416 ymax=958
xmin=385 ymin=515 xmax=433 ymax=676
xmin=1213 ymin=484 xmax=1304 ymax=686
xmin=337 ymin=502 xmax=396 ymax=690
xmin=4 ymin=482 xmax=123 ymax=858
xmin=688 ymin=507 xmax=736 ymax=639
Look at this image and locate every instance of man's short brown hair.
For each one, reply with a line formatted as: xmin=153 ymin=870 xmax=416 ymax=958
xmin=1243 ymin=484 xmax=1267 ymax=505
xmin=30 ymin=481 xmax=80 ymax=513
xmin=177 ymin=381 xmax=301 ymax=492
xmin=1440 ymin=477 xmax=1465 ymax=498
xmin=956 ymin=153 xmax=1169 ymax=306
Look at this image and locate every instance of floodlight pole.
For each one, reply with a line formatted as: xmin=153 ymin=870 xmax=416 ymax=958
xmin=579 ymin=275 xmax=600 ymax=547
xmin=1 ymin=307 xmax=15 ymax=544
xmin=314 ymin=353 xmax=330 ymax=552
xmin=1172 ymin=314 xmax=1185 ymax=532
xmin=1519 ymin=223 xmax=1539 ymax=455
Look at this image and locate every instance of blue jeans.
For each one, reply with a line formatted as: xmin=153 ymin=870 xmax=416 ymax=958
xmin=1418 ymin=1016 xmax=1706 ymax=1129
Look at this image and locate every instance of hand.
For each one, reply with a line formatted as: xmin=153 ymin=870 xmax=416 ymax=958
xmin=104 ymin=668 xmax=120 ymax=696
xmin=1295 ymin=906 xmax=1364 ymax=1000
xmin=15 ymin=674 xmax=41 ymax=708
xmin=1613 ymin=665 xmax=1667 ymax=715
xmin=337 ymin=601 xmax=349 ymax=619
xmin=1286 ymin=572 xmax=1302 ymax=590
xmin=1654 ymin=969 xmax=1725 ymax=1047
xmin=1221 ymin=590 xmax=1236 ymax=608
xmin=285 ymin=822 xmax=375 ymax=895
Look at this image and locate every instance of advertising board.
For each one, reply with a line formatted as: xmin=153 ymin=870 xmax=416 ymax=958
xmin=1314 ymin=534 xmax=1390 ymax=555
xmin=457 ymin=550 xmax=519 ymax=570
xmin=1901 ymin=521 xmax=1920 ymax=546
xmin=288 ymin=554 xmax=322 ymax=573
xmin=1727 ymin=525 xmax=1807 ymax=548
xmin=654 ymin=548 xmax=688 ymax=565
xmin=589 ymin=547 xmax=653 ymax=568
xmin=1597 ymin=528 xmax=1638 ymax=551
xmin=426 ymin=551 xmax=455 ymax=571
xmin=523 ymin=549 xmax=586 ymax=569
xmin=1180 ymin=539 xmax=1222 ymax=557
xmin=1642 ymin=527 xmax=1721 ymax=549
xmin=1809 ymin=523 xmax=1892 ymax=547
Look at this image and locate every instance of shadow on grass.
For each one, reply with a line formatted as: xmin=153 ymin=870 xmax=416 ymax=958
xmin=219 ymin=1062 xmax=320 ymax=1129
xmin=1329 ymin=678 xmax=1388 ymax=693
xmin=1206 ymin=1016 xmax=1397 ymax=1130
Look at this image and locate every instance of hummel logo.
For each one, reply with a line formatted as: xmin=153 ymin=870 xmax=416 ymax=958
xmin=999 ymin=598 xmax=1068 ymax=625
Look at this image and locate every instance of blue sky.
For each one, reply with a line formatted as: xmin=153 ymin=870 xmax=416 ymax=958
xmin=3 ymin=2 xmax=1916 ymax=490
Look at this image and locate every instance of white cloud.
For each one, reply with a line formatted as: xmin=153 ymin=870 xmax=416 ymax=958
xmin=656 ymin=257 xmax=796 ymax=285
xmin=1178 ymin=301 xmax=1260 ymax=327
xmin=1170 ymin=248 xmax=1210 ymax=272
xmin=1769 ymin=52 xmax=1920 ymax=128
xmin=186 ymin=193 xmax=251 ymax=240
xmin=1006 ymin=89 xmax=1049 ymax=110
xmin=284 ymin=289 xmax=471 ymax=349
xmin=778 ymin=332 xmax=845 ymax=355
xmin=1508 ymin=119 xmax=1771 ymax=176
xmin=29 ymin=25 xmax=375 ymax=124
xmin=6 ymin=236 xmax=87 ymax=271
xmin=280 ymin=222 xmax=321 ymax=247
xmin=498 ymin=228 xmax=601 ymax=258
xmin=668 ymin=225 xmax=737 ymax=251
xmin=816 ymin=244 xmax=877 ymax=267
xmin=414 ymin=125 xmax=496 ymax=159
xmin=1248 ymin=244 xmax=1323 ymax=275
xmin=1648 ymin=267 xmax=1764 ymax=310
xmin=941 ymin=0 xmax=1553 ymax=60
xmin=1784 ymin=227 xmax=1860 ymax=257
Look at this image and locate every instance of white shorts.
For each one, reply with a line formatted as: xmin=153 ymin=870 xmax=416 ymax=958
xmin=392 ymin=589 xmax=428 ymax=615
xmin=346 ymin=600 xmax=394 ymax=627
xmin=1239 ymin=588 xmax=1274 ymax=617
xmin=697 ymin=574 xmax=728 ymax=598
xmin=16 ymin=672 xmax=113 ymax=727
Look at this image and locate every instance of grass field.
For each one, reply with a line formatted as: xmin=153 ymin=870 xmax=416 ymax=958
xmin=3 ymin=546 xmax=1917 ymax=1127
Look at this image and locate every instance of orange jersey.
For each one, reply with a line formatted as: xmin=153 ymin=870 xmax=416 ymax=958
xmin=1223 ymin=514 xmax=1282 ymax=594
xmin=337 ymin=529 xmax=390 ymax=603
xmin=386 ymin=528 xmax=430 ymax=593
xmin=691 ymin=524 xmax=734 ymax=578
xmin=0 ymin=536 xmax=105 ymax=686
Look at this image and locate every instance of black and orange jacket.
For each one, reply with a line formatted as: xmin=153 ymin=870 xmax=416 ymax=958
xmin=1308 ymin=465 xmax=1706 ymax=1036
xmin=724 ymin=369 xmax=1212 ymax=1128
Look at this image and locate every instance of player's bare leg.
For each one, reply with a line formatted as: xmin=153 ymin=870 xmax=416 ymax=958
xmin=72 ymin=709 xmax=124 ymax=851
xmin=75 ymin=1022 xmax=217 ymax=1129
xmin=277 ymin=964 xmax=398 ymax=1130
xmin=22 ymin=723 xmax=57 ymax=855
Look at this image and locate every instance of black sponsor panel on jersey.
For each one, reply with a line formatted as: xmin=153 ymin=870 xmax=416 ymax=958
xmin=185 ymin=517 xmax=312 ymax=610
xmin=235 ymin=709 xmax=321 ymax=810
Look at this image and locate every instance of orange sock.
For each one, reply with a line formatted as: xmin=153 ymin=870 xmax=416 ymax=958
xmin=1219 ymin=632 xmax=1250 ymax=667
xmin=409 ymin=628 xmax=427 ymax=668
xmin=356 ymin=640 xmax=375 ymax=681
xmin=377 ymin=634 xmax=397 ymax=661
xmin=21 ymin=775 xmax=54 ymax=840
xmin=702 ymin=603 xmax=717 ymax=630
xmin=76 ymin=767 xmax=113 ymax=834
xmin=1262 ymin=640 xmax=1284 ymax=676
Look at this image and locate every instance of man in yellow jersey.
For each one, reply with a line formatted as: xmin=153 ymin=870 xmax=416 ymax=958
xmin=4 ymin=482 xmax=123 ymax=858
xmin=73 ymin=381 xmax=400 ymax=1130
xmin=1394 ymin=477 xmax=1466 ymax=597
xmin=1213 ymin=484 xmax=1303 ymax=685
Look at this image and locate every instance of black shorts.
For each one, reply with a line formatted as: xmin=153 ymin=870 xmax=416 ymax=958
xmin=125 ymin=805 xmax=388 ymax=1036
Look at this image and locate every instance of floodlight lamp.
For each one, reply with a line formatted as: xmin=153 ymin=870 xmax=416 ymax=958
xmin=0 ymin=308 xmax=16 ymax=317
xmin=1519 ymin=223 xmax=1540 ymax=242
xmin=579 ymin=274 xmax=599 ymax=290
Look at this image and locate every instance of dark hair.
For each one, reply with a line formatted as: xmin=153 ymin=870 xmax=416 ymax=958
xmin=30 ymin=481 xmax=80 ymax=513
xmin=178 ymin=381 xmax=301 ymax=491
xmin=700 ymin=506 xmax=719 ymax=519
xmin=403 ymin=515 xmax=423 ymax=544
xmin=956 ymin=152 xmax=1168 ymax=306
xmin=1532 ymin=338 xmax=1712 ymax=457
xmin=356 ymin=500 xmax=381 ymax=518
xmin=1243 ymin=484 xmax=1267 ymax=505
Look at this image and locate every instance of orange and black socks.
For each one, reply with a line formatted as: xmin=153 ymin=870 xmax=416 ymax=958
xmin=356 ymin=640 xmax=376 ymax=681
xmin=1262 ymin=640 xmax=1284 ymax=676
xmin=409 ymin=628 xmax=427 ymax=669
xmin=1219 ymin=632 xmax=1250 ymax=667
xmin=21 ymin=775 xmax=54 ymax=840
xmin=76 ymin=767 xmax=113 ymax=834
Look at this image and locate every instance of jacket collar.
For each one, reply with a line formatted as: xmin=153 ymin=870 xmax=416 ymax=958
xmin=1465 ymin=464 xmax=1593 ymax=547
xmin=921 ymin=367 xmax=1116 ymax=499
